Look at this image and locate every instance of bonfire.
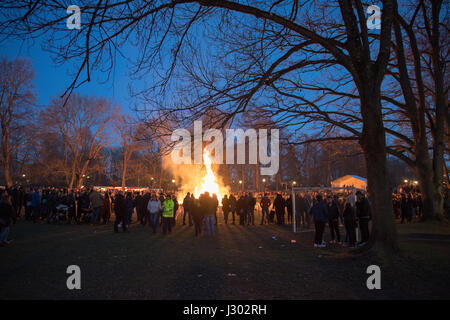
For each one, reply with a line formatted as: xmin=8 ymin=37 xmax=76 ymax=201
xmin=194 ymin=150 xmax=225 ymax=204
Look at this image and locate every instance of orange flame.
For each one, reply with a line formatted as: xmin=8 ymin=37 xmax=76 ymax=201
xmin=194 ymin=150 xmax=224 ymax=204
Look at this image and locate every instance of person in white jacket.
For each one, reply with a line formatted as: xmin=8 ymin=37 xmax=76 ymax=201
xmin=147 ymin=193 xmax=162 ymax=234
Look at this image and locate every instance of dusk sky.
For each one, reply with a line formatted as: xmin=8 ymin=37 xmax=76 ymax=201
xmin=0 ymin=37 xmax=134 ymax=112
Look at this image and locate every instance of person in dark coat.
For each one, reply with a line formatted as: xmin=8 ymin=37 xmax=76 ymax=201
xmin=237 ymin=194 xmax=247 ymax=226
xmin=16 ymin=187 xmax=24 ymax=219
xmin=114 ymin=192 xmax=127 ymax=233
xmin=135 ymin=192 xmax=144 ymax=224
xmin=222 ymin=195 xmax=230 ymax=224
xmin=229 ymin=194 xmax=237 ymax=224
xmin=327 ymin=195 xmax=341 ymax=243
xmin=78 ymin=191 xmax=91 ymax=223
xmin=247 ymin=192 xmax=256 ymax=225
xmin=356 ymin=191 xmax=371 ymax=245
xmin=140 ymin=191 xmax=150 ymax=226
xmin=0 ymin=194 xmax=15 ymax=246
xmin=273 ymin=193 xmax=285 ymax=225
xmin=191 ymin=198 xmax=204 ymax=237
xmin=182 ymin=192 xmax=193 ymax=226
xmin=102 ymin=192 xmax=112 ymax=224
xmin=24 ymin=189 xmax=33 ymax=221
xmin=400 ymin=193 xmax=412 ymax=224
xmin=125 ymin=192 xmax=134 ymax=227
xmin=310 ymin=194 xmax=329 ymax=247
xmin=286 ymin=194 xmax=293 ymax=224
xmin=342 ymin=202 xmax=357 ymax=247
xmin=260 ymin=193 xmax=271 ymax=225
xmin=31 ymin=189 xmax=41 ymax=223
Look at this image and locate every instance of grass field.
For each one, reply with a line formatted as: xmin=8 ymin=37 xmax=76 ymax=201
xmin=1 ymin=215 xmax=449 ymax=300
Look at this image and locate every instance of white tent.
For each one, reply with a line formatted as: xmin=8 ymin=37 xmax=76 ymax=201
xmin=331 ymin=175 xmax=367 ymax=190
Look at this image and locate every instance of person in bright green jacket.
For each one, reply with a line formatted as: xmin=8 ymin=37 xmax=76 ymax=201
xmin=162 ymin=194 xmax=174 ymax=235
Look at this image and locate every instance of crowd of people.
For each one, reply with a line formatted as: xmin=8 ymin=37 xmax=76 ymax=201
xmin=392 ymin=192 xmax=423 ymax=223
xmin=0 ymin=185 xmax=449 ymax=248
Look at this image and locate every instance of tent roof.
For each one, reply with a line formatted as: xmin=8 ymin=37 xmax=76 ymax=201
xmin=332 ymin=175 xmax=367 ymax=183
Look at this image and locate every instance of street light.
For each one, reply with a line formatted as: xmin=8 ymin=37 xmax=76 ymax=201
xmin=404 ymin=179 xmax=408 ymax=183
xmin=262 ymin=178 xmax=266 ymax=183
xmin=172 ymin=179 xmax=176 ymax=183
xmin=22 ymin=174 xmax=26 ymax=178
xmin=293 ymin=181 xmax=297 ymax=185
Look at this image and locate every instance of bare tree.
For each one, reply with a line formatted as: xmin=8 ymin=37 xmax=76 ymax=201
xmin=380 ymin=0 xmax=448 ymax=220
xmin=0 ymin=57 xmax=36 ymax=187
xmin=114 ymin=113 xmax=142 ymax=188
xmin=42 ymin=93 xmax=116 ymax=189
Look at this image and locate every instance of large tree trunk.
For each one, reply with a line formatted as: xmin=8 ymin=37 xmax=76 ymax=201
xmin=68 ymin=161 xmax=76 ymax=189
xmin=121 ymin=151 xmax=128 ymax=189
xmin=1 ymin=131 xmax=12 ymax=187
xmin=359 ymin=84 xmax=398 ymax=252
xmin=3 ymin=155 xmax=12 ymax=187
xmin=430 ymin=0 xmax=445 ymax=221
xmin=415 ymin=155 xmax=440 ymax=221
xmin=76 ymin=160 xmax=90 ymax=189
xmin=413 ymin=119 xmax=442 ymax=221
xmin=393 ymin=10 xmax=444 ymax=221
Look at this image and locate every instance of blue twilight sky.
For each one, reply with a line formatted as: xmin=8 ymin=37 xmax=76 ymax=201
xmin=0 ymin=37 xmax=134 ymax=112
